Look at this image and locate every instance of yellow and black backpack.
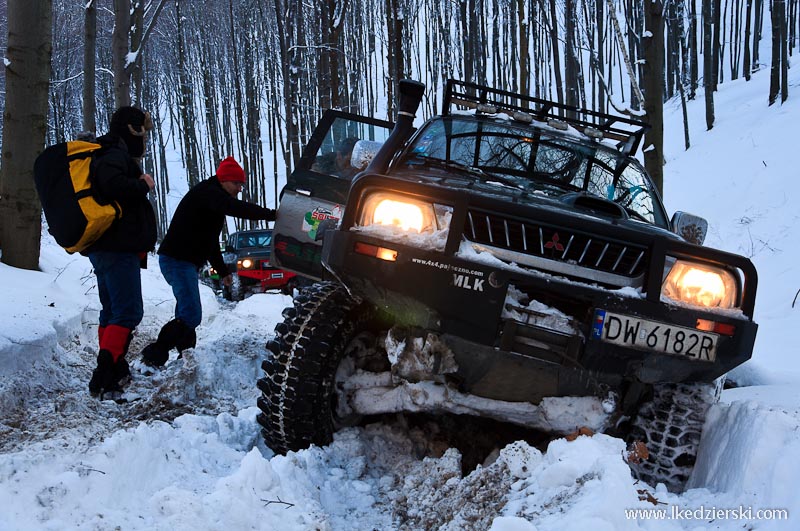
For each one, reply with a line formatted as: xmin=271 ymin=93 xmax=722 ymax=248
xmin=33 ymin=141 xmax=121 ymax=254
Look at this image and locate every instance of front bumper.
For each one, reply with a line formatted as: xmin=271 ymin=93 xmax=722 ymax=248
xmin=323 ymin=230 xmax=758 ymax=399
xmin=238 ymin=268 xmax=296 ymax=289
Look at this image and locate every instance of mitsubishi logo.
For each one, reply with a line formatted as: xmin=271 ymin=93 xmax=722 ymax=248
xmin=544 ymin=232 xmax=564 ymax=252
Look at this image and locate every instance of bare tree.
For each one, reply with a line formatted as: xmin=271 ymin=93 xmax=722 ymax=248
xmin=175 ymin=1 xmax=200 ymax=184
xmin=82 ymin=0 xmax=96 ymax=133
xmin=547 ymin=0 xmax=565 ymax=104
xmin=273 ymin=0 xmax=301 ymax=169
xmin=689 ymin=0 xmax=699 ymax=98
xmin=642 ymin=0 xmax=665 ymax=195
xmin=769 ymin=0 xmax=788 ymax=104
xmin=0 ymin=0 xmax=53 ymax=269
xmin=753 ymin=0 xmax=764 ymax=67
xmin=111 ymin=0 xmax=169 ymax=107
xmin=744 ymin=0 xmax=753 ymax=80
xmin=564 ymin=0 xmax=580 ymax=116
xmin=703 ymin=0 xmax=716 ymax=128
xmin=386 ymin=0 xmax=406 ymax=116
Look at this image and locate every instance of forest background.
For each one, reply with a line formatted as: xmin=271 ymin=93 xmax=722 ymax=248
xmin=0 ymin=0 xmax=795 ymax=270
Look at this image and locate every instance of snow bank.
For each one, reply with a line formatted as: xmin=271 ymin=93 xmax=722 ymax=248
xmin=687 ymin=386 xmax=800 ymax=518
xmin=494 ymin=436 xmax=644 ymax=530
xmin=0 ymin=243 xmax=95 ymax=424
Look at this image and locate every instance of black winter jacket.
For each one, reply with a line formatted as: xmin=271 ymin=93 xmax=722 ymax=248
xmin=83 ymin=135 xmax=157 ymax=255
xmin=158 ymin=176 xmax=275 ymax=277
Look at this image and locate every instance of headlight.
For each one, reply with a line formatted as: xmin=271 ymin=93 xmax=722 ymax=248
xmin=358 ymin=192 xmax=450 ymax=234
xmin=239 ymin=258 xmax=254 ymax=269
xmin=662 ymin=260 xmax=739 ymax=309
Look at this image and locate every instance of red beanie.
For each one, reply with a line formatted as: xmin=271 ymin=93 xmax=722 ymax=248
xmin=216 ymin=157 xmax=246 ymax=183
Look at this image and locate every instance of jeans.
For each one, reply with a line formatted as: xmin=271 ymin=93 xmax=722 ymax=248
xmin=159 ymin=254 xmax=202 ymax=329
xmin=88 ymin=251 xmax=144 ymax=329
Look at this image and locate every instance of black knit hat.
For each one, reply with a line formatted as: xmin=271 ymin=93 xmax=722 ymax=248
xmin=109 ymin=106 xmax=152 ymax=158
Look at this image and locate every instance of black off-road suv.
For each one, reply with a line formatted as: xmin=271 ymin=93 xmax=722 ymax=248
xmin=257 ymin=80 xmax=758 ymax=492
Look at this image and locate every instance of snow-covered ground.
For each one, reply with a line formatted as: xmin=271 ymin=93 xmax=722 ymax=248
xmin=1 ymin=65 xmax=799 ymax=530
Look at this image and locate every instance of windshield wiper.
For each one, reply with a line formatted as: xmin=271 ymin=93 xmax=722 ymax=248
xmin=619 ymin=205 xmax=650 ymax=223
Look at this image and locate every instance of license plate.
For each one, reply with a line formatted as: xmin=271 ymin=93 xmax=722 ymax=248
xmin=270 ymin=272 xmax=284 ymax=279
xmin=592 ymin=310 xmax=718 ymax=362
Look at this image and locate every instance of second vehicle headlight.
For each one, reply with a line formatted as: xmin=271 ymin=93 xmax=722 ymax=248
xmin=662 ymin=260 xmax=739 ymax=309
xmin=239 ymin=258 xmax=254 ymax=269
xmin=357 ymin=192 xmax=450 ymax=234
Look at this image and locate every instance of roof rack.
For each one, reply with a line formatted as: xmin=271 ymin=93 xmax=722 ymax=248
xmin=443 ymin=79 xmax=650 ymax=156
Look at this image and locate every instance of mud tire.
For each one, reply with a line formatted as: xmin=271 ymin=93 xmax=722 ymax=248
xmin=256 ymin=282 xmax=366 ymax=454
xmin=628 ymin=380 xmax=722 ymax=492
xmin=223 ymin=273 xmax=243 ymax=301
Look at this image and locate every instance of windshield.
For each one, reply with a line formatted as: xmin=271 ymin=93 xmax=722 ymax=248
xmin=402 ymin=117 xmax=668 ymax=227
xmin=236 ymin=231 xmax=272 ymax=249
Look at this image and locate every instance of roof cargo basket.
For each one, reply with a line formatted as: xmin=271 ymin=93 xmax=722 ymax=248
xmin=443 ymin=79 xmax=650 ymax=156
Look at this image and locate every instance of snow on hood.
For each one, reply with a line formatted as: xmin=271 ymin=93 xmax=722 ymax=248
xmin=351 ymin=209 xmax=451 ymax=252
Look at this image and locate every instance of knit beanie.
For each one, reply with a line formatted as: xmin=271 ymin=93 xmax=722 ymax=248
xmin=109 ymin=106 xmax=152 ymax=158
xmin=216 ymin=157 xmax=246 ymax=183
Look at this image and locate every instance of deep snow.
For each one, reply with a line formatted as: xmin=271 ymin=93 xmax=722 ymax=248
xmin=0 ymin=66 xmax=799 ymax=530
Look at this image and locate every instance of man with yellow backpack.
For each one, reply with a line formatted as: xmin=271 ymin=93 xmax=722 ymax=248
xmin=83 ymin=106 xmax=157 ymax=401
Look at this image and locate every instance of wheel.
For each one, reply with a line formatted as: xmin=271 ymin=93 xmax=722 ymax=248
xmin=223 ymin=273 xmax=243 ymax=301
xmin=230 ymin=273 xmax=243 ymax=301
xmin=255 ymin=282 xmax=368 ymax=454
xmin=627 ymin=379 xmax=723 ymax=492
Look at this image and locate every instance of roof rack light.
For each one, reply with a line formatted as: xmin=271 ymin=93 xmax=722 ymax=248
xmin=511 ymin=111 xmax=533 ymax=123
xmin=583 ymin=127 xmax=604 ymax=140
xmin=450 ymin=97 xmax=477 ymax=109
xmin=443 ymin=79 xmax=650 ymax=156
xmin=547 ymin=118 xmax=569 ymax=131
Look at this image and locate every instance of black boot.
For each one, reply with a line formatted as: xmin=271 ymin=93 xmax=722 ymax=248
xmin=141 ymin=319 xmax=184 ymax=367
xmin=174 ymin=320 xmax=197 ymax=358
xmin=115 ymin=357 xmax=131 ymax=385
xmin=141 ymin=342 xmax=169 ymax=367
xmin=89 ymin=350 xmax=124 ymax=400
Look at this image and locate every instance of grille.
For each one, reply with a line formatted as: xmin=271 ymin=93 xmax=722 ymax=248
xmin=465 ymin=210 xmax=648 ymax=278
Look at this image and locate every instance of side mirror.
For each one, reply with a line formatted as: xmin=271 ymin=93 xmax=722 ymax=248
xmin=671 ymin=211 xmax=708 ymax=245
xmin=350 ymin=140 xmax=384 ymax=170
xmin=225 ymin=244 xmax=234 ymax=253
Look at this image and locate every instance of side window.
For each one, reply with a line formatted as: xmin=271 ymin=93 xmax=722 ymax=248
xmin=311 ymin=117 xmax=392 ymax=180
xmin=615 ymin=165 xmax=658 ymax=223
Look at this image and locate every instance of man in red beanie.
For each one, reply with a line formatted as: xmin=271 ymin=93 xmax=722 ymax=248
xmin=86 ymin=106 xmax=156 ymax=401
xmin=141 ymin=156 xmax=275 ymax=367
